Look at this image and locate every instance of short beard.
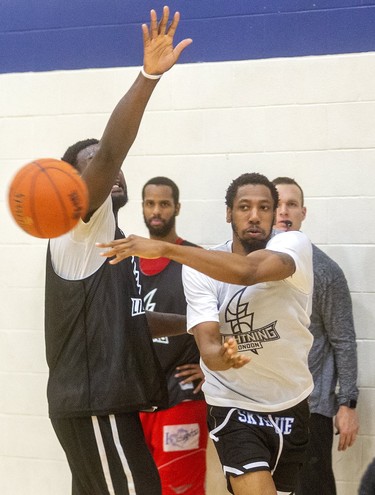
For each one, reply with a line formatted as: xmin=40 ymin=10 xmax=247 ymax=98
xmin=238 ymin=236 xmax=268 ymax=254
xmin=144 ymin=215 xmax=176 ymax=238
xmin=232 ymin=222 xmax=270 ymax=254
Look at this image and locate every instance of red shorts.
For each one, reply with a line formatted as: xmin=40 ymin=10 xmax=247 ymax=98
xmin=140 ymin=400 xmax=208 ymax=495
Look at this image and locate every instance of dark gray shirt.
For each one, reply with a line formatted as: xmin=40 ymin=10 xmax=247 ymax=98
xmin=308 ymin=244 xmax=359 ymax=417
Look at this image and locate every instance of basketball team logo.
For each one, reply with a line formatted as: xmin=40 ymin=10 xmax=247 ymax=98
xmin=131 ymin=298 xmax=145 ymax=316
xmin=224 ymin=288 xmax=280 ymax=354
xmin=130 ymin=257 xmax=146 ymax=316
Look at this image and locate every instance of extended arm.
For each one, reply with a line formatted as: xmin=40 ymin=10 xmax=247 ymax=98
xmin=83 ymin=7 xmax=192 ymax=215
xmin=97 ymin=235 xmax=295 ymax=285
xmin=146 ymin=310 xmax=186 ymax=339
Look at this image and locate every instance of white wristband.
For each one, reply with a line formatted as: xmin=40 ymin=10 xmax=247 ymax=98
xmin=141 ymin=67 xmax=162 ymax=80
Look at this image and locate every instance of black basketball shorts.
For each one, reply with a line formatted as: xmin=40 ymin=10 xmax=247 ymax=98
xmin=207 ymin=399 xmax=310 ymax=494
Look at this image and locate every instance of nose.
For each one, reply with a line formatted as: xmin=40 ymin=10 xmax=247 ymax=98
xmin=248 ymin=207 xmax=260 ymax=223
xmin=278 ymin=203 xmax=288 ymax=215
xmin=151 ymin=204 xmax=162 ymax=215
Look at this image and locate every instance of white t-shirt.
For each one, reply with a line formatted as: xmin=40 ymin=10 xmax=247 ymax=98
xmin=182 ymin=231 xmax=314 ymax=412
xmin=50 ymin=195 xmax=115 ymax=281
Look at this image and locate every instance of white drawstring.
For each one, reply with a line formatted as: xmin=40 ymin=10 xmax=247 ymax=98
xmin=209 ymin=408 xmax=237 ymax=442
xmin=268 ymin=414 xmax=284 ymax=475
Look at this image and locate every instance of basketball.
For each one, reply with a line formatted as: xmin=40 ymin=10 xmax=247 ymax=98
xmin=8 ymin=158 xmax=89 ymax=238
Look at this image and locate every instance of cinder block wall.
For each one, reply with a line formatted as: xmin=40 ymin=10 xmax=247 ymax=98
xmin=1 ymin=52 xmax=374 ymax=494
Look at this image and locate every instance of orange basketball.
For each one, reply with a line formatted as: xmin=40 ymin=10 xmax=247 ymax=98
xmin=8 ymin=158 xmax=89 ymax=238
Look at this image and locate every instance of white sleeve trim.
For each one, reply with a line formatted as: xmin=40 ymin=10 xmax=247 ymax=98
xmin=50 ymin=196 xmax=116 ymax=280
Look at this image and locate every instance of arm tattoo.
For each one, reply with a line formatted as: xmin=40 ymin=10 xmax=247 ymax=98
xmin=279 ymin=252 xmax=296 ymax=275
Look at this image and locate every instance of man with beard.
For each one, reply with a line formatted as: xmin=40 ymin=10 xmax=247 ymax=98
xmin=44 ymin=7 xmax=192 ymax=495
xmin=272 ymin=176 xmax=359 ymax=495
xmin=138 ymin=176 xmax=208 ymax=495
xmin=97 ymin=172 xmax=314 ymax=495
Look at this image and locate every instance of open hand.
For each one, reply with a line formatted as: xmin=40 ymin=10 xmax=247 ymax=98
xmin=143 ymin=6 xmax=192 ymax=75
xmin=221 ymin=337 xmax=251 ymax=369
xmin=97 ymin=235 xmax=167 ymax=264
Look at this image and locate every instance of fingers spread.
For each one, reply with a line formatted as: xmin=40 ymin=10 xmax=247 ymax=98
xmin=158 ymin=5 xmax=170 ymax=35
xmin=166 ymin=11 xmax=180 ymax=38
xmin=149 ymin=9 xmax=158 ymax=38
xmin=141 ymin=23 xmax=150 ymax=46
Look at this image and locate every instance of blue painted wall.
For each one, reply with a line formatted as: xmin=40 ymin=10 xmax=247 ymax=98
xmin=2 ymin=0 xmax=375 ymax=73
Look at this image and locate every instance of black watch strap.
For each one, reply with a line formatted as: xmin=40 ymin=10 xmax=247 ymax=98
xmin=342 ymin=399 xmax=357 ymax=409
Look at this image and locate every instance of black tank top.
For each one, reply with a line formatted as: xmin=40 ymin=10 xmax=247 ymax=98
xmin=140 ymin=240 xmax=204 ymax=408
xmin=45 ymin=228 xmax=168 ymax=418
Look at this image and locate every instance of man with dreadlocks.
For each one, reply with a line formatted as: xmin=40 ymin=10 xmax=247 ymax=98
xmin=44 ymin=7 xmax=191 ymax=495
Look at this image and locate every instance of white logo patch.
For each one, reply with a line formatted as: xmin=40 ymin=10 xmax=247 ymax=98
xmin=144 ymin=288 xmax=157 ymax=311
xmin=153 ymin=337 xmax=169 ymax=344
xmin=131 ymin=298 xmax=145 ymax=316
xmin=163 ymin=423 xmax=200 ymax=452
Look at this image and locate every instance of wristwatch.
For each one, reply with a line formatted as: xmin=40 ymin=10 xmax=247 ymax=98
xmin=341 ymin=399 xmax=357 ymax=409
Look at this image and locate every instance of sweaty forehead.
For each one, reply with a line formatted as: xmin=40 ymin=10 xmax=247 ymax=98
xmin=235 ymin=184 xmax=273 ymax=203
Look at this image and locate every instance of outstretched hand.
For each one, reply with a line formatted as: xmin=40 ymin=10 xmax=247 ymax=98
xmin=143 ymin=6 xmax=192 ymax=75
xmin=97 ymin=235 xmax=167 ymax=264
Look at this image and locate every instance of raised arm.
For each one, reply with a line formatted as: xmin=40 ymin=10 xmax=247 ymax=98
xmin=97 ymin=235 xmax=295 ymax=286
xmin=83 ymin=6 xmax=192 ymax=215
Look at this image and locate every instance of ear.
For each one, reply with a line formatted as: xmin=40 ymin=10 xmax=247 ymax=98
xmin=175 ymin=202 xmax=181 ymax=216
xmin=302 ymin=206 xmax=307 ymax=221
xmin=226 ymin=207 xmax=232 ymax=224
